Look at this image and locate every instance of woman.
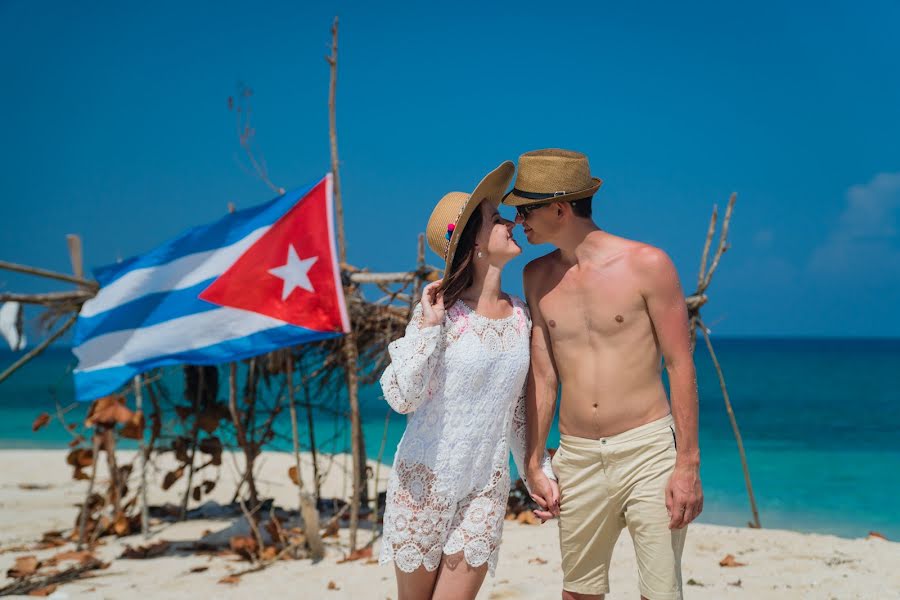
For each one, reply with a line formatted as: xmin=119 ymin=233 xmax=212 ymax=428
xmin=379 ymin=162 xmax=556 ymax=600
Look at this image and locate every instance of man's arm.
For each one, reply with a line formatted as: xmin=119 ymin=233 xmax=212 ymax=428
xmin=523 ymin=259 xmax=561 ymax=518
xmin=639 ymin=246 xmax=703 ymax=529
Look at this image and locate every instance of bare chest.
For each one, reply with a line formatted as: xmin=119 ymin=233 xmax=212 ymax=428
xmin=538 ymin=265 xmax=650 ymax=342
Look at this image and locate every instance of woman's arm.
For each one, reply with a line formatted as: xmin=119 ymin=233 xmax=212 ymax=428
xmin=379 ymin=302 xmax=445 ymax=414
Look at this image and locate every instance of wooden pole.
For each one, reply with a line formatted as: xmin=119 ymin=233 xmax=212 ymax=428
xmin=134 ymin=375 xmax=150 ymax=539
xmin=179 ymin=367 xmax=203 ymax=520
xmin=66 ymin=234 xmax=84 ymax=281
xmin=412 ymin=233 xmax=426 ymax=307
xmin=0 ymin=290 xmax=94 ymax=304
xmin=370 ymin=410 xmax=391 ymax=546
xmin=0 ymin=313 xmax=77 ymax=385
xmin=287 ymin=353 xmax=325 ymax=559
xmin=77 ymin=433 xmax=102 ymax=549
xmin=228 ymin=362 xmax=259 ymax=506
xmin=103 ymin=427 xmax=121 ymax=516
xmin=327 ymin=15 xmax=367 ymax=551
xmin=0 ymin=260 xmax=98 ymax=290
xmin=698 ymin=320 xmax=761 ymax=528
xmin=301 ymin=357 xmax=322 ymax=501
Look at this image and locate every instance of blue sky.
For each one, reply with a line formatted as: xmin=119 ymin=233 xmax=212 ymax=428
xmin=1 ymin=0 xmax=899 ymax=339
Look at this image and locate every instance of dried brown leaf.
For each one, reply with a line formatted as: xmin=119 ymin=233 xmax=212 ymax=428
xmin=516 ymin=511 xmax=540 ymax=525
xmin=337 ymin=546 xmax=373 ymax=563
xmin=189 ymin=565 xmax=209 ymax=573
xmin=162 ymin=467 xmax=185 ymax=491
xmin=260 ymin=546 xmax=278 ymax=561
xmin=219 ymin=574 xmax=241 ymax=585
xmin=28 ymin=583 xmax=57 ymax=596
xmin=719 ymin=554 xmax=747 ymax=567
xmin=7 ymin=555 xmax=40 ymax=578
xmin=229 ymin=535 xmax=258 ymax=560
xmin=66 ymin=448 xmax=93 ymax=468
xmin=264 ymin=517 xmax=285 ymax=543
xmin=322 ymin=519 xmax=339 ymax=538
xmin=197 ymin=411 xmax=220 ymax=434
xmin=171 ymin=437 xmax=190 ymax=463
xmin=121 ymin=540 xmax=170 ymax=559
xmin=198 ymin=436 xmax=222 ymax=454
xmin=46 ymin=550 xmax=94 ymax=566
xmin=113 ymin=513 xmax=131 ymax=536
xmin=18 ymin=483 xmax=51 ymax=490
xmin=288 ymin=465 xmax=299 ymax=486
xmin=32 ymin=412 xmax=51 ymax=432
xmin=86 ymin=395 xmax=133 ymax=427
xmin=528 ymin=557 xmax=548 ymax=565
xmin=120 ymin=410 xmax=145 ymax=440
xmin=868 ymin=531 xmax=888 ymax=540
xmin=38 ymin=531 xmax=67 ymax=549
xmin=327 ymin=580 xmax=339 ymax=590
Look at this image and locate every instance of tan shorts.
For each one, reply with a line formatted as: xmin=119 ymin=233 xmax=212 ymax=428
xmin=552 ymin=414 xmax=686 ymax=600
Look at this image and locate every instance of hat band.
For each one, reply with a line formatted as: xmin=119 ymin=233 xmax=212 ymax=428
xmin=511 ymin=188 xmax=570 ymax=200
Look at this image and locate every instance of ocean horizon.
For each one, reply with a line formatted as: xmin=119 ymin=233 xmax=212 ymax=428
xmin=2 ymin=337 xmax=898 ymax=541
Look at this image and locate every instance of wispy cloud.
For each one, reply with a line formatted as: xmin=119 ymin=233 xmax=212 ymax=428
xmin=810 ymin=172 xmax=900 ymax=279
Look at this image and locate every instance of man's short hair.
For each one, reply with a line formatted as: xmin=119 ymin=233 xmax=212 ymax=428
xmin=569 ymin=196 xmax=593 ymax=218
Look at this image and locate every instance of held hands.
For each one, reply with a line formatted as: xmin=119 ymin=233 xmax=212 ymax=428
xmin=665 ymin=463 xmax=703 ymax=529
xmin=420 ymin=280 xmax=446 ymax=327
xmin=528 ymin=470 xmax=560 ymax=524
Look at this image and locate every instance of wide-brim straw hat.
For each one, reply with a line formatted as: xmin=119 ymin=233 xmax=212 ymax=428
xmin=427 ymin=161 xmax=515 ymax=274
xmin=502 ymin=148 xmax=603 ymax=207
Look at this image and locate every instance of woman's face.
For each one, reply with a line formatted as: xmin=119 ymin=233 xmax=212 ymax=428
xmin=475 ymin=201 xmax=520 ymax=263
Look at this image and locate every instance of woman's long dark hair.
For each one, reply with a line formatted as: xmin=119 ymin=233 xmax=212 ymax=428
xmin=437 ymin=201 xmax=484 ymax=309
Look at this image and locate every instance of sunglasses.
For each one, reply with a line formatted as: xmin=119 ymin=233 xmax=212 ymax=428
xmin=515 ymin=203 xmax=552 ymax=219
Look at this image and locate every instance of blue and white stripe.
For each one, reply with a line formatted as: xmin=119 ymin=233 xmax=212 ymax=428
xmin=72 ymin=176 xmax=341 ymax=401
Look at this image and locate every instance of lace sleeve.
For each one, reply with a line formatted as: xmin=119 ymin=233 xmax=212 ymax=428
xmin=379 ymin=303 xmax=444 ymax=414
xmin=509 ymin=384 xmax=556 ymax=492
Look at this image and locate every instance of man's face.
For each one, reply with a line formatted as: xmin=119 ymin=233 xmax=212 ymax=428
xmin=514 ymin=202 xmax=556 ymax=244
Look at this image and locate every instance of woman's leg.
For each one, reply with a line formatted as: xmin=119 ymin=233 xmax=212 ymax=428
xmin=431 ymin=552 xmax=489 ymax=600
xmin=395 ymin=565 xmax=440 ymax=600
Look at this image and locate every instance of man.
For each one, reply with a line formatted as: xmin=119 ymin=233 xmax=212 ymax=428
xmin=504 ymin=149 xmax=702 ymax=600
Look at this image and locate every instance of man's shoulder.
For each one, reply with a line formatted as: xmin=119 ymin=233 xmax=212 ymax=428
xmin=617 ymin=241 xmax=679 ymax=295
xmin=591 ymin=230 xmax=665 ymax=264
xmin=626 ymin=242 xmax=674 ymax=274
xmin=626 ymin=240 xmax=672 ymax=271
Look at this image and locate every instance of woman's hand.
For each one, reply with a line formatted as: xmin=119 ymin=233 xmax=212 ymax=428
xmin=420 ymin=280 xmax=446 ymax=327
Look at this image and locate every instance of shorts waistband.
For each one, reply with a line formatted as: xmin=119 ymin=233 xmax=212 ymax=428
xmin=560 ymin=413 xmax=674 ymax=449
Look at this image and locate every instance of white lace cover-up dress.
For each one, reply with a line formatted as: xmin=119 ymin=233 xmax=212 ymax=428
xmin=378 ymin=295 xmax=555 ymax=575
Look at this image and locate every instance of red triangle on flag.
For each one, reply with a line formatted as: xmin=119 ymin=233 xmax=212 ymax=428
xmin=199 ymin=175 xmax=349 ymax=333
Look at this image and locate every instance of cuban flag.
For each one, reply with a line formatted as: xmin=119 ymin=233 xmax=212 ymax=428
xmin=72 ymin=174 xmax=350 ymax=401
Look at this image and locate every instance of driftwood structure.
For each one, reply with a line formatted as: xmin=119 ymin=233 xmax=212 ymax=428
xmin=0 ymin=17 xmax=759 ymax=589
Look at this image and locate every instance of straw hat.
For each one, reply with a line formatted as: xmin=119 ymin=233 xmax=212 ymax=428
xmin=426 ymin=161 xmax=515 ymax=274
xmin=502 ymin=148 xmax=603 ymax=207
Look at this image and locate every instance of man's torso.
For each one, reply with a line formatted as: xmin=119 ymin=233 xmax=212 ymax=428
xmin=529 ymin=233 xmax=671 ymax=438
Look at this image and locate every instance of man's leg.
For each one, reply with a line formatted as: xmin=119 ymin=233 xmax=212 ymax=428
xmin=623 ymin=428 xmax=687 ymax=600
xmin=555 ymin=436 xmax=624 ymax=598
xmin=562 ymin=591 xmax=604 ymax=600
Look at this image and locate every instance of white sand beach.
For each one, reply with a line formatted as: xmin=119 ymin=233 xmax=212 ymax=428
xmin=1 ymin=449 xmax=898 ymax=599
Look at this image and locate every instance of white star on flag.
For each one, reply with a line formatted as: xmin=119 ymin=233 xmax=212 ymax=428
xmin=268 ymin=244 xmax=319 ymax=300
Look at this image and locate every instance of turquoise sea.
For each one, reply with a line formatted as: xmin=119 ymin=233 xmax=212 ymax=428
xmin=2 ymin=338 xmax=899 ymax=540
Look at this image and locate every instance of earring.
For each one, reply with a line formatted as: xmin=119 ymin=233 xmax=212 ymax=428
xmin=477 ymin=250 xmax=484 ymax=259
